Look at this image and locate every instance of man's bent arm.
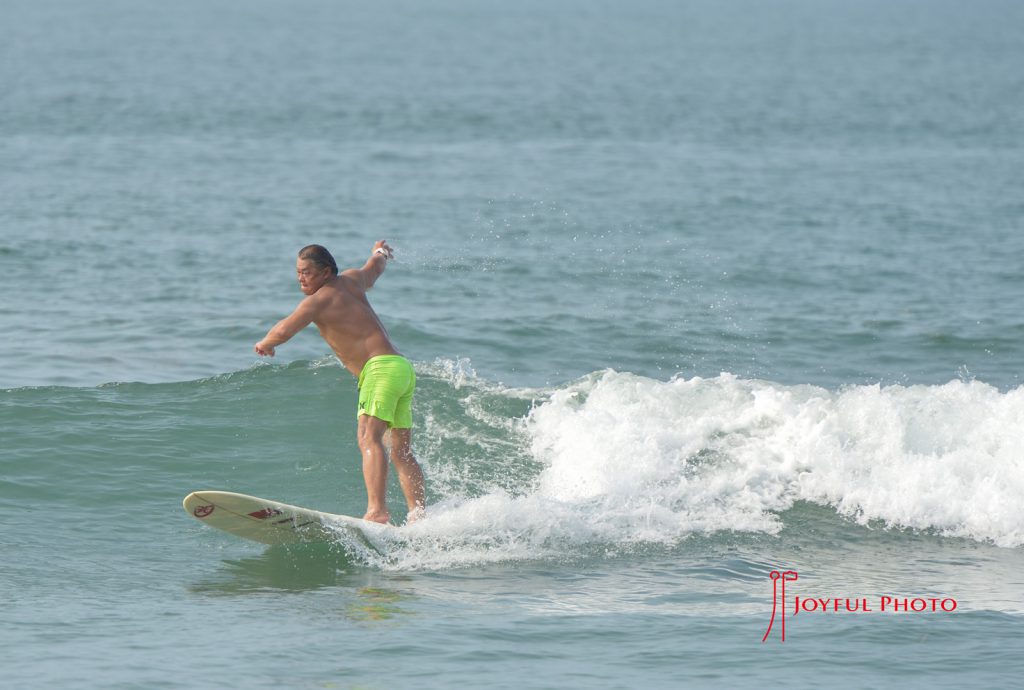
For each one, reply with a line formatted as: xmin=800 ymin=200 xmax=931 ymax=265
xmin=255 ymin=298 xmax=318 ymax=356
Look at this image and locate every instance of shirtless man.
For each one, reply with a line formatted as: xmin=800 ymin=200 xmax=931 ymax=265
xmin=254 ymin=241 xmax=425 ymax=524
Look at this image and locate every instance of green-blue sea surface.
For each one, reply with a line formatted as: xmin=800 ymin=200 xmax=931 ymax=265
xmin=2 ymin=1 xmax=1023 ymax=688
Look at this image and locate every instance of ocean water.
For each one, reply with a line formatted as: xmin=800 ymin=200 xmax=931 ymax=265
xmin=2 ymin=0 xmax=1023 ymax=687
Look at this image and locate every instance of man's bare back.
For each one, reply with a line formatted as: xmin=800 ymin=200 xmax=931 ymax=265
xmin=306 ymin=271 xmax=400 ymax=377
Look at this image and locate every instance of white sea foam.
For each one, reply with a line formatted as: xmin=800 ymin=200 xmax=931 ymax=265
xmin=378 ymin=370 xmax=1024 ymax=569
xmin=524 ymin=371 xmax=1024 ymax=546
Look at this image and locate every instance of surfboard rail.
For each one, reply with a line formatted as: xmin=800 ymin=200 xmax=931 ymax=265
xmin=183 ymin=490 xmax=394 ymax=546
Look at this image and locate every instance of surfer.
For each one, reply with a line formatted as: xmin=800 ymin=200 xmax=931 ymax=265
xmin=254 ymin=241 xmax=425 ymax=524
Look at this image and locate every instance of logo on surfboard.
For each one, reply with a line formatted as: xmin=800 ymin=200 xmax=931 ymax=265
xmin=248 ymin=508 xmax=284 ymax=520
xmin=192 ymin=504 xmax=215 ymax=518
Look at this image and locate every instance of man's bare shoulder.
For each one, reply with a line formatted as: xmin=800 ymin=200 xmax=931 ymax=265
xmin=306 ymin=276 xmax=363 ymax=308
xmin=337 ymin=270 xmax=369 ymax=294
xmin=291 ymin=291 xmax=326 ymax=317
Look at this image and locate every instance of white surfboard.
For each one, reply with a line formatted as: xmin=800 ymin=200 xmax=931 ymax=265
xmin=183 ymin=490 xmax=395 ymax=546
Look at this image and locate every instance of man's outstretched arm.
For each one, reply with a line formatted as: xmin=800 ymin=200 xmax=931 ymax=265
xmin=254 ymin=297 xmax=319 ymax=356
xmin=343 ymin=240 xmax=393 ymax=291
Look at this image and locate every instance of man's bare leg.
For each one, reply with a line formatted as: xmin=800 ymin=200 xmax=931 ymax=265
xmin=357 ymin=415 xmax=391 ymax=524
xmin=388 ymin=427 xmax=425 ymax=522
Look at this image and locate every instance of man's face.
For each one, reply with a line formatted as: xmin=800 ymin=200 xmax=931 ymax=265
xmin=296 ymin=258 xmax=331 ymax=295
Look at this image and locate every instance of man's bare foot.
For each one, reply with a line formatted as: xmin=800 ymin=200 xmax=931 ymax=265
xmin=363 ymin=510 xmax=390 ymax=524
xmin=405 ymin=506 xmax=425 ymax=524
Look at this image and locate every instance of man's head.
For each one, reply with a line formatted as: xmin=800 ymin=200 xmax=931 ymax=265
xmin=296 ymin=244 xmax=338 ymax=295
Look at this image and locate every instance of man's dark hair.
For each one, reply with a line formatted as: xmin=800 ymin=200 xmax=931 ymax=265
xmin=298 ymin=245 xmax=339 ymax=275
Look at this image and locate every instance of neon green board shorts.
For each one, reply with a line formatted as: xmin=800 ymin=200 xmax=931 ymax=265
xmin=357 ymin=355 xmax=416 ymax=429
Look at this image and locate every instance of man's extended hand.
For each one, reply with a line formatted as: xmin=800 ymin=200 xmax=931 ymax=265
xmin=254 ymin=341 xmax=276 ymax=357
xmin=373 ymin=239 xmax=394 ymax=260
